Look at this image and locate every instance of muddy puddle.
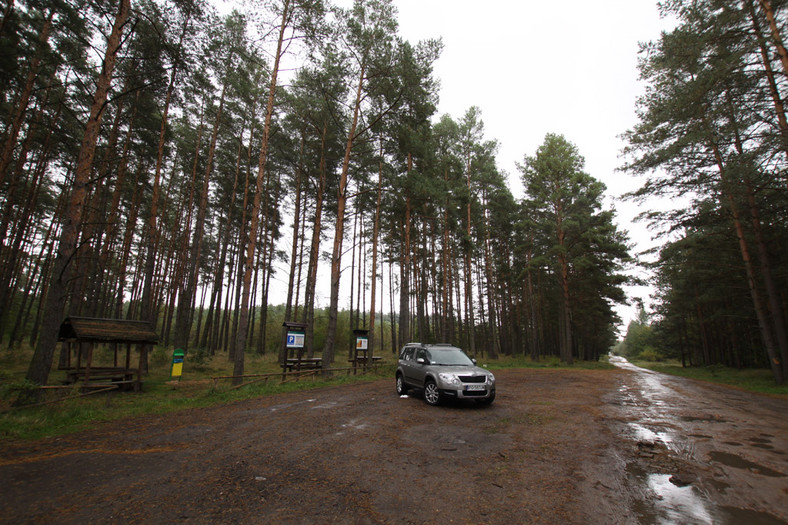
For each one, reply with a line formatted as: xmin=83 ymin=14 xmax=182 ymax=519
xmin=627 ymin=463 xmax=785 ymax=524
xmin=609 ymin=356 xmax=787 ymax=524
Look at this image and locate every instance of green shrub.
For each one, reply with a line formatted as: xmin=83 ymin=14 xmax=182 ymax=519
xmin=638 ymin=347 xmax=663 ymax=362
xmin=190 ymin=348 xmax=208 ymax=366
xmin=0 ymin=379 xmax=38 ymax=401
xmin=150 ymin=347 xmax=169 ymax=367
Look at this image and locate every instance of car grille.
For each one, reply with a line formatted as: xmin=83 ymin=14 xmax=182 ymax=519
xmin=463 ymin=389 xmax=487 ymax=397
xmin=458 ymin=375 xmax=486 ymax=383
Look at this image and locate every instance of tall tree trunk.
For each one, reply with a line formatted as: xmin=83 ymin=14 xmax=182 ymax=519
xmin=171 ymin=102 xmax=204 ymax=350
xmin=287 ymin=131 xmax=306 ymax=319
xmin=95 ymin=95 xmax=138 ymax=315
xmin=141 ymin=5 xmax=193 ymax=333
xmin=23 ymin=0 xmax=130 ymax=390
xmin=556 ymin=198 xmax=573 ymax=364
xmin=759 ymin=0 xmax=788 ymax=77
xmin=398 ymin=188 xmax=412 ymax=347
xmin=235 ymin=0 xmax=291 ymax=383
xmin=707 ymin=135 xmax=783 ymax=383
xmin=389 ymin=258 xmax=397 ymax=352
xmin=441 ymin=168 xmax=452 ymax=342
xmin=281 ymin=132 xmax=304 ymax=359
xmin=481 ymin=191 xmax=499 ymax=358
xmin=349 ymin=209 xmax=358 ymax=339
xmin=0 ymin=81 xmax=58 ymax=328
xmin=368 ymin=148 xmax=383 ymax=355
xmin=324 ymin=60 xmax=366 ymax=368
xmin=301 ymin=124 xmax=327 ymax=360
xmin=114 ymin=167 xmax=142 ymax=319
xmin=744 ymin=182 xmax=788 ymax=378
xmin=464 ymin=153 xmax=476 ymax=356
xmin=202 ymin=118 xmax=246 ymax=351
xmin=174 ymin=83 xmax=226 ymax=351
xmin=748 ymin=0 xmax=788 ymax=165
xmin=0 ymin=9 xmax=52 ymax=189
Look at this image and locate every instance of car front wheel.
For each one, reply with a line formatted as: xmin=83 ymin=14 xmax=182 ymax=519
xmin=424 ymin=379 xmax=442 ymax=406
xmin=477 ymin=390 xmax=495 ymax=406
xmin=396 ymin=374 xmax=408 ymax=395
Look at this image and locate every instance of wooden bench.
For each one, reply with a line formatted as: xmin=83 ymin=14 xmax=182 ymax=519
xmin=281 ymin=358 xmax=322 ymax=372
xmin=348 ymin=356 xmax=382 ymax=365
xmin=348 ymin=355 xmax=382 ymax=374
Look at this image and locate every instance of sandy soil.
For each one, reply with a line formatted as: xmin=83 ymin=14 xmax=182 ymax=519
xmin=0 ymin=366 xmax=785 ymax=524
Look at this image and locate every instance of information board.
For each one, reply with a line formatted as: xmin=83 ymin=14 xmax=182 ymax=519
xmin=287 ymin=331 xmax=305 ymax=349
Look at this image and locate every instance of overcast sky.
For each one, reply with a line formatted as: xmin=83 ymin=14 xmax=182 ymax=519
xmin=390 ymin=0 xmax=677 ymax=330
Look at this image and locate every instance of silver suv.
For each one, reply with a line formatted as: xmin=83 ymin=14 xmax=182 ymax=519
xmin=395 ymin=343 xmax=496 ymax=406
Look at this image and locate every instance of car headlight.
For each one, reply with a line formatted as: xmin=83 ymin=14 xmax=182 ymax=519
xmin=438 ymin=373 xmax=461 ymax=387
xmin=487 ymin=373 xmax=495 ymax=384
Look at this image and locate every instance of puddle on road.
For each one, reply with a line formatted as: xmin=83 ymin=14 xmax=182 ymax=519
xmin=633 ymin=472 xmax=716 ymax=524
xmin=708 ymin=451 xmax=786 ymax=477
xmin=627 ymin=422 xmax=700 ymax=461
xmin=629 ymin=468 xmax=786 ymax=525
xmin=630 ymin=423 xmax=673 ymax=447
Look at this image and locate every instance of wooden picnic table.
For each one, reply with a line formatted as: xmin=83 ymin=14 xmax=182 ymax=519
xmin=60 ymin=366 xmax=141 ymax=391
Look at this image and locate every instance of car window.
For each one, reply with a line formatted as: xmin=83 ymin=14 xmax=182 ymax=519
xmin=428 ymin=348 xmax=474 ymax=366
xmin=415 ymin=348 xmax=426 ymax=362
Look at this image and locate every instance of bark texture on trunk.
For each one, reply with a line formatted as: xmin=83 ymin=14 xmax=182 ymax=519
xmin=24 ymin=0 xmax=130 ymax=390
xmin=234 ymin=0 xmax=291 ymax=383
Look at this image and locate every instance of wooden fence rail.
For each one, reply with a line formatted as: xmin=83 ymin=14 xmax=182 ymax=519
xmin=211 ymin=363 xmax=385 ymax=391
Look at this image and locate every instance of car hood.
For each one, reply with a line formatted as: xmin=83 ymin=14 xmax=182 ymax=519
xmin=434 ymin=365 xmax=492 ymax=377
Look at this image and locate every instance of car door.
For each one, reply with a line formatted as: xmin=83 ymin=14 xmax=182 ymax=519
xmin=412 ymin=348 xmax=429 ymax=385
xmin=400 ymin=347 xmax=417 ymax=385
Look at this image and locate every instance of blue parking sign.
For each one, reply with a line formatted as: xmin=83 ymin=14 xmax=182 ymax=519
xmin=286 ymin=331 xmax=305 ymax=348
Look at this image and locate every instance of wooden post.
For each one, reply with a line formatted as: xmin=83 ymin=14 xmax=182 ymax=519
xmin=84 ymin=343 xmax=94 ymax=384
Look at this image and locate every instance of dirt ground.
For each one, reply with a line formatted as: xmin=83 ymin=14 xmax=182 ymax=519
xmin=0 ymin=365 xmax=786 ymax=524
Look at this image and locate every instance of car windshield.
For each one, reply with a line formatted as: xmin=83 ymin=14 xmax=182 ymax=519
xmin=427 ymin=348 xmax=474 ymax=366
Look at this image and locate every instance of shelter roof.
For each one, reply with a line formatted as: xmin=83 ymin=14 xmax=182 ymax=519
xmin=57 ymin=317 xmax=159 ymax=344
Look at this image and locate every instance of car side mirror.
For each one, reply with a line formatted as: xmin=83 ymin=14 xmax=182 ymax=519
xmin=472 ymin=358 xmax=477 ymax=365
xmin=416 ymin=357 xmax=426 ymax=365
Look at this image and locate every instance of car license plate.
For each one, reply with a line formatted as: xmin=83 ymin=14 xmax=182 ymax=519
xmin=465 ymin=384 xmax=485 ymax=391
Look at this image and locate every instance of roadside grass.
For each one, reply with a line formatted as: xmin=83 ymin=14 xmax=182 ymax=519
xmin=632 ymin=360 xmax=788 ymax=397
xmin=0 ymin=347 xmax=394 ymax=443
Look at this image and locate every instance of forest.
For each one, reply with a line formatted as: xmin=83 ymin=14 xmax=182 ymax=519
xmin=0 ymin=0 xmax=784 ymax=387
xmin=620 ymin=0 xmax=788 ymax=384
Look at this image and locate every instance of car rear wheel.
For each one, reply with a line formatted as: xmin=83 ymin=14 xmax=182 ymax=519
xmin=424 ymin=379 xmax=442 ymax=406
xmin=396 ymin=374 xmax=408 ymax=395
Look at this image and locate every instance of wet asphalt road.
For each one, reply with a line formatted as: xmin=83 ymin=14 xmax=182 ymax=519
xmin=608 ymin=357 xmax=788 ymax=524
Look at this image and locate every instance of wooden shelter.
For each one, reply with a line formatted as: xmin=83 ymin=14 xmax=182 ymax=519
xmin=58 ymin=317 xmax=159 ymax=391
